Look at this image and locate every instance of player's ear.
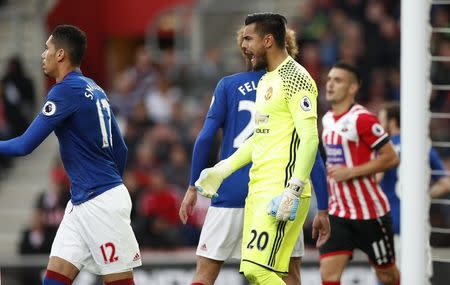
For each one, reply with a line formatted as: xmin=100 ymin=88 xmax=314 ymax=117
xmin=263 ymin=34 xmax=273 ymax=49
xmin=56 ymin=48 xmax=65 ymax=62
xmin=349 ymin=82 xmax=359 ymax=96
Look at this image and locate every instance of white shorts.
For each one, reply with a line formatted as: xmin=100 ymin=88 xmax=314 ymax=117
xmin=50 ymin=184 xmax=142 ymax=275
xmin=196 ymin=206 xmax=304 ymax=261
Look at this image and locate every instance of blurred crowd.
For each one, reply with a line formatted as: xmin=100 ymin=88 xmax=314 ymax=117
xmin=0 ymin=56 xmax=35 ymax=174
xmin=6 ymin=0 xmax=450 ymax=254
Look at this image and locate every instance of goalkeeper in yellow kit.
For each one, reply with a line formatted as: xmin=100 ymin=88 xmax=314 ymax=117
xmin=195 ymin=13 xmax=319 ymax=285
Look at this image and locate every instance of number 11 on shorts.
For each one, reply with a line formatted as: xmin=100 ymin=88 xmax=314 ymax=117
xmin=100 ymin=242 xmax=118 ymax=264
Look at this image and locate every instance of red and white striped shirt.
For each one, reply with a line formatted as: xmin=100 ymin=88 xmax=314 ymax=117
xmin=322 ymin=104 xmax=390 ymax=220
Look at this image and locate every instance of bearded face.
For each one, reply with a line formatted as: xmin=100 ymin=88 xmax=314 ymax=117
xmin=241 ymin=23 xmax=269 ymax=71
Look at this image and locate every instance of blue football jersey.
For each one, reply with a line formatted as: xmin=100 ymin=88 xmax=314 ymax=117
xmin=380 ymin=134 xmax=447 ymax=234
xmin=0 ymin=70 xmax=127 ymax=205
xmin=44 ymin=71 xmax=126 ymax=204
xmin=190 ymin=71 xmax=264 ymax=207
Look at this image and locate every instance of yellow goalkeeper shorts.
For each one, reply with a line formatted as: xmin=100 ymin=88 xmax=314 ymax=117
xmin=240 ymin=191 xmax=310 ymax=276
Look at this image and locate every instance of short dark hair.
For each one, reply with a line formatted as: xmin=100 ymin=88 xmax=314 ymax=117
xmin=384 ymin=102 xmax=400 ymax=128
xmin=332 ymin=61 xmax=362 ymax=86
xmin=245 ymin=13 xmax=287 ymax=48
xmin=51 ymin=25 xmax=87 ymax=66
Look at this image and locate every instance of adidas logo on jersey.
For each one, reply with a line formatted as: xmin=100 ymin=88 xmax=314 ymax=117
xmin=133 ymin=252 xmax=141 ymax=261
xmin=200 ymin=243 xmax=207 ymax=251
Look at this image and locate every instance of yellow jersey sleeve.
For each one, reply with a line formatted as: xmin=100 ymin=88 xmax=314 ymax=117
xmin=292 ymin=116 xmax=318 ymax=181
xmin=283 ymin=66 xmax=319 ymax=182
xmin=228 ymin=134 xmax=253 ymax=171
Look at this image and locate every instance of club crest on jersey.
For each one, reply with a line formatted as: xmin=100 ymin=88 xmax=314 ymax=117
xmin=265 ymin=87 xmax=273 ymax=100
xmin=42 ymin=101 xmax=56 ymax=116
xmin=300 ymin=96 xmax=312 ymax=111
xmin=371 ymin=123 xmax=384 ymax=136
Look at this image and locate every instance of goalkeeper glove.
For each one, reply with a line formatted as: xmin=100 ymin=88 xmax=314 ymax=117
xmin=195 ymin=159 xmax=233 ymax=199
xmin=267 ymin=177 xmax=305 ymax=221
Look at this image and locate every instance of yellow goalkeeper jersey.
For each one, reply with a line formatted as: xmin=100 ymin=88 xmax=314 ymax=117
xmin=248 ymin=56 xmax=318 ymax=198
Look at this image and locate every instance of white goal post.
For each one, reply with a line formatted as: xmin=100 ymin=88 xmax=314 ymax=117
xmin=400 ymin=0 xmax=432 ymax=284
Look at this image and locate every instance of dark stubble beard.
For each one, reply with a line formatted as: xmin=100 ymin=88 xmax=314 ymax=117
xmin=253 ymin=52 xmax=268 ymax=71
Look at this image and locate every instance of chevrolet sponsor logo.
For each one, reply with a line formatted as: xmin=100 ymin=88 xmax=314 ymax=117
xmin=255 ymin=111 xmax=269 ymax=125
xmin=256 ymin=128 xmax=270 ymax=134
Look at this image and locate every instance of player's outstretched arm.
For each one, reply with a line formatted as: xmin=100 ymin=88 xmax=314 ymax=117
xmin=195 ymin=159 xmax=234 ymax=198
xmin=0 ymin=115 xmax=54 ymax=156
xmin=195 ymin=135 xmax=253 ymax=199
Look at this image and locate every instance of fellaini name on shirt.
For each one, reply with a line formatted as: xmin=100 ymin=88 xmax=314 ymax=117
xmin=237 ymin=80 xmax=257 ymax=96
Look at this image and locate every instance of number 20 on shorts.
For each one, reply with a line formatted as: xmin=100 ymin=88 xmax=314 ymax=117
xmin=247 ymin=229 xmax=269 ymax=251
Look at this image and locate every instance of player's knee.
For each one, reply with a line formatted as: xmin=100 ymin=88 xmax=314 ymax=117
xmin=375 ymin=267 xmax=400 ymax=285
xmin=192 ymin=270 xmax=218 ymax=285
xmin=320 ymin=262 xmax=341 ymax=281
xmin=193 ymin=256 xmax=222 ymax=285
xmin=283 ymin=268 xmax=300 ymax=285
xmin=284 ymin=258 xmax=301 ymax=285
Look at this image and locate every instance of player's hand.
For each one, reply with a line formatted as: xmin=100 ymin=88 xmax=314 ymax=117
xmin=327 ymin=165 xmax=353 ymax=182
xmin=179 ymin=186 xmax=197 ymax=224
xmin=312 ymin=210 xmax=331 ymax=248
xmin=267 ymin=178 xmax=305 ymax=221
xmin=194 ymin=160 xmax=233 ymax=199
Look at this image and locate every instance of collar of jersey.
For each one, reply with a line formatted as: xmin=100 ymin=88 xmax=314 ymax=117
xmin=266 ymin=55 xmax=292 ymax=74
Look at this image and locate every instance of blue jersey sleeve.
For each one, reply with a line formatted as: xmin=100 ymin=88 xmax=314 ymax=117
xmin=0 ymin=83 xmax=79 ymax=156
xmin=110 ymin=111 xmax=127 ymax=177
xmin=310 ymin=151 xmax=329 ymax=210
xmin=189 ymin=79 xmax=227 ymax=185
xmin=0 ymin=115 xmax=54 ymax=156
xmin=40 ymin=83 xmax=80 ymax=128
xmin=430 ymin=147 xmax=447 ymax=181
